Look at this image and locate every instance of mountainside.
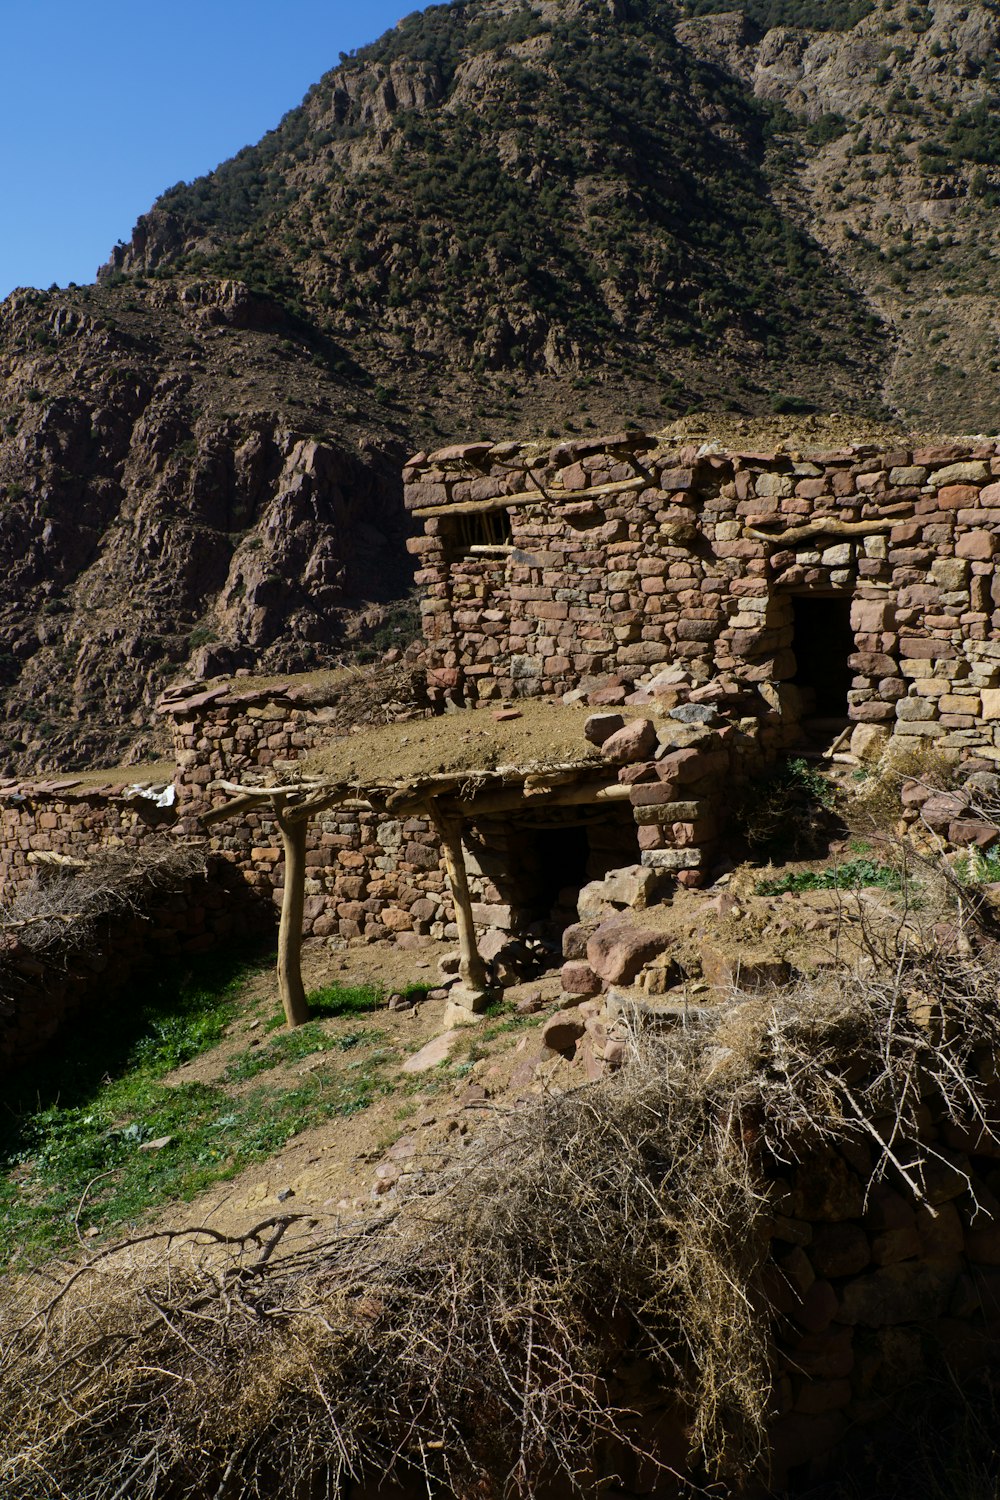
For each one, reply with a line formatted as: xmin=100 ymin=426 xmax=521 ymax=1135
xmin=2 ymin=0 xmax=1000 ymax=773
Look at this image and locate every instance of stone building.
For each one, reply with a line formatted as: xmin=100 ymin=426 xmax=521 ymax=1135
xmin=405 ymin=433 xmax=1000 ymax=762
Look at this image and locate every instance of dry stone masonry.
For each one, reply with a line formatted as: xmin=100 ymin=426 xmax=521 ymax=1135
xmin=405 ymin=434 xmax=1000 ymax=762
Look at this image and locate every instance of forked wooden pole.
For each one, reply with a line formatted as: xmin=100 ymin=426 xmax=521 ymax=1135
xmin=426 ymin=800 xmax=489 ymax=1001
xmin=273 ymin=796 xmax=311 ymax=1028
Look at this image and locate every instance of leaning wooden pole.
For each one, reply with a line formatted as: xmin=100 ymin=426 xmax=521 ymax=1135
xmin=426 ymin=800 xmax=489 ymax=1007
xmin=273 ymin=796 xmax=311 ymax=1028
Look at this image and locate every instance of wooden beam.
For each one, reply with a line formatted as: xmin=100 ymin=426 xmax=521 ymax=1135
xmin=745 ymin=517 xmax=902 ymax=546
xmin=425 ymin=800 xmax=489 ymax=1004
xmin=454 ymin=780 xmax=632 ymax=818
xmin=411 ymin=477 xmax=646 ymax=520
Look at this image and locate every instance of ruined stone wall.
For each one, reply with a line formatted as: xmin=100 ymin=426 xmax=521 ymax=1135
xmin=0 ymin=682 xmax=455 ymax=1067
xmin=763 ymin=1118 xmax=1000 ymax=1486
xmin=0 ymin=781 xmax=175 ymax=896
xmin=163 ymin=682 xmax=455 ymax=946
xmin=405 ymin=436 xmax=1000 ymax=761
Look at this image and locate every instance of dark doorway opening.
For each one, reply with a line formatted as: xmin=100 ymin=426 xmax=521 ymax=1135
xmin=519 ymin=823 xmax=591 ymax=929
xmin=790 ymin=596 xmax=855 ymax=727
xmin=465 ymin=806 xmax=642 ymax=978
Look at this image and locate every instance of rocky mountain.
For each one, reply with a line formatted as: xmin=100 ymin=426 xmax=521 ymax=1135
xmin=2 ymin=0 xmax=1000 ymax=774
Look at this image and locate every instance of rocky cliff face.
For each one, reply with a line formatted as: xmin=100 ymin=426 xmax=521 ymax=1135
xmin=3 ymin=0 xmax=1000 ymax=773
xmin=679 ymin=0 xmax=1000 ymax=427
xmin=0 ymin=281 xmax=412 ymax=771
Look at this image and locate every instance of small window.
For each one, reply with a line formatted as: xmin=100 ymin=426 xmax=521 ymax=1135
xmin=447 ymin=507 xmax=513 ymax=561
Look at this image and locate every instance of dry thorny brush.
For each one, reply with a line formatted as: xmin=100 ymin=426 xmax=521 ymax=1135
xmin=0 ymin=843 xmax=208 ymax=960
xmin=3 ymin=867 xmax=1000 ymax=1498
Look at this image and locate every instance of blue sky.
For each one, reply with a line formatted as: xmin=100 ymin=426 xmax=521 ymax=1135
xmin=0 ymin=1 xmax=427 ymax=299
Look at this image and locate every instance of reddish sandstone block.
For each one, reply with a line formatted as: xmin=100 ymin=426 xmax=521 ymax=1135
xmin=561 ymin=960 xmax=602 ymax=996
xmin=586 ymin=916 xmax=672 ymax=984
xmin=937 ymin=484 xmax=981 ymax=508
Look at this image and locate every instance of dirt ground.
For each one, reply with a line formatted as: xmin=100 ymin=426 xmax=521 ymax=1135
xmin=302 ymin=698 xmax=604 ymax=785
xmin=158 ymin=936 xmax=573 ymax=1249
xmin=155 ymin=836 xmax=920 ymax=1253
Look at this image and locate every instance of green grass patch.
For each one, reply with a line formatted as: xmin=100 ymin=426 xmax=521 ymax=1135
xmin=0 ymin=958 xmax=400 ymax=1270
xmin=756 ymin=858 xmax=903 ymax=896
xmin=225 ymin=1022 xmax=385 ymax=1081
xmin=953 ymin=847 xmax=1000 ymax=886
xmin=261 ymin=981 xmax=431 ymax=1028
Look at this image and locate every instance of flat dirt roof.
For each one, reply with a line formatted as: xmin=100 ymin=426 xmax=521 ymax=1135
xmin=301 ymin=700 xmax=604 ymax=787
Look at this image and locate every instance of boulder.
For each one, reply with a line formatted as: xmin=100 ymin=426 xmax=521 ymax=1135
xmin=600 ymin=718 xmax=657 ymax=765
xmin=919 ymin=793 xmax=968 ymax=832
xmin=700 ymin=945 xmax=790 ymax=991
xmin=668 ymin=703 xmax=720 ymax=726
xmin=584 ymin=712 xmax=625 ymax=746
xmin=401 ymin=1031 xmax=461 ymax=1073
xmin=561 ymin=922 xmax=591 ymax=959
xmin=541 ymin=1010 xmax=587 ymax=1054
xmin=587 ymin=916 xmax=672 ymax=985
xmin=578 ymin=864 xmax=659 ymax=918
xmin=948 ymin=818 xmax=999 ymax=849
xmin=560 ymin=960 xmax=602 ymax=996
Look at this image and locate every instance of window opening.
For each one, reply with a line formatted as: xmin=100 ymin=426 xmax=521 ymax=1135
xmin=446 ymin=507 xmax=513 ymax=561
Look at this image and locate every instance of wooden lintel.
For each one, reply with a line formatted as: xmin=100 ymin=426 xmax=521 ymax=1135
xmin=745 ymin=517 xmax=902 ymax=546
xmin=412 ymin=477 xmax=646 ymax=520
xmin=455 ymin=780 xmax=632 ymax=818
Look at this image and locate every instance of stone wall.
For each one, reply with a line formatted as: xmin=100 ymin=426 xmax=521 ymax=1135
xmin=765 ymin=1117 xmax=1000 ymax=1486
xmin=162 ymin=681 xmax=454 ymax=945
xmin=0 ymin=858 xmax=262 ymax=1074
xmin=0 ymin=780 xmax=175 ymax=896
xmin=405 ymin=435 xmax=1000 ymax=761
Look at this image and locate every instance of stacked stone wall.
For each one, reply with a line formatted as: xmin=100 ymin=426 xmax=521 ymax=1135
xmin=406 ymin=436 xmax=1000 ymax=761
xmin=163 ymin=683 xmax=454 ymax=945
xmin=0 ymin=782 xmax=173 ymax=896
xmin=0 ymin=857 xmax=263 ymax=1074
xmin=763 ymin=1117 xmax=1000 ymax=1485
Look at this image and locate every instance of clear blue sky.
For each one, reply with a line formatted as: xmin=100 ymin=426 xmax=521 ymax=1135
xmin=0 ymin=1 xmax=427 ymax=300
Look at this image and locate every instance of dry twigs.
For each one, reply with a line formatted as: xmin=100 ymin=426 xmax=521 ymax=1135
xmin=0 ymin=844 xmax=208 ymax=960
xmin=4 ymin=896 xmax=1000 ymax=1499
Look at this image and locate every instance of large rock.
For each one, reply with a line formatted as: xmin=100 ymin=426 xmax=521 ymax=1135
xmin=700 ymin=945 xmax=790 ymax=991
xmin=587 ymin=915 xmax=672 ymax=985
xmin=600 ymin=718 xmax=657 ymax=765
xmin=560 ymin=960 xmax=602 ymax=996
xmin=561 ymin=922 xmax=591 ymax=959
xmin=919 ymin=793 xmax=967 ymax=832
xmin=577 ymin=863 xmax=659 ymax=918
xmin=541 ymin=1009 xmax=587 ymax=1054
xmin=584 ymin=711 xmax=625 ymax=746
xmin=401 ymin=1030 xmax=461 ymax=1073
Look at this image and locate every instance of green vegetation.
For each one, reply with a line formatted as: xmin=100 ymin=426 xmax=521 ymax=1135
xmin=681 ymin=0 xmax=874 ymax=26
xmin=133 ymin=0 xmax=886 ymax=401
xmin=757 ymin=857 xmax=902 ymax=896
xmin=223 ymin=1022 xmax=386 ymax=1081
xmin=954 ymin=846 xmax=1000 ymax=886
xmin=355 ymin=589 xmax=423 ymax=663
xmin=732 ymin=757 xmax=839 ymax=859
xmin=0 ymin=959 xmax=408 ymax=1270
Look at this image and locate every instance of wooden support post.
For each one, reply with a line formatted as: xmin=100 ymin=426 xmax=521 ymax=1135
xmin=426 ymin=800 xmax=489 ymax=1006
xmin=273 ymin=796 xmax=311 ymax=1028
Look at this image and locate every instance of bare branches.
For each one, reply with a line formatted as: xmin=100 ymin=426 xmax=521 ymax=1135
xmin=4 ymin=896 xmax=1000 ymax=1498
xmin=0 ymin=844 xmax=208 ymax=960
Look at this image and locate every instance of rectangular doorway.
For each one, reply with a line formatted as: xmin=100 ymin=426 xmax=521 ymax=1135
xmin=790 ymin=596 xmax=855 ymax=728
